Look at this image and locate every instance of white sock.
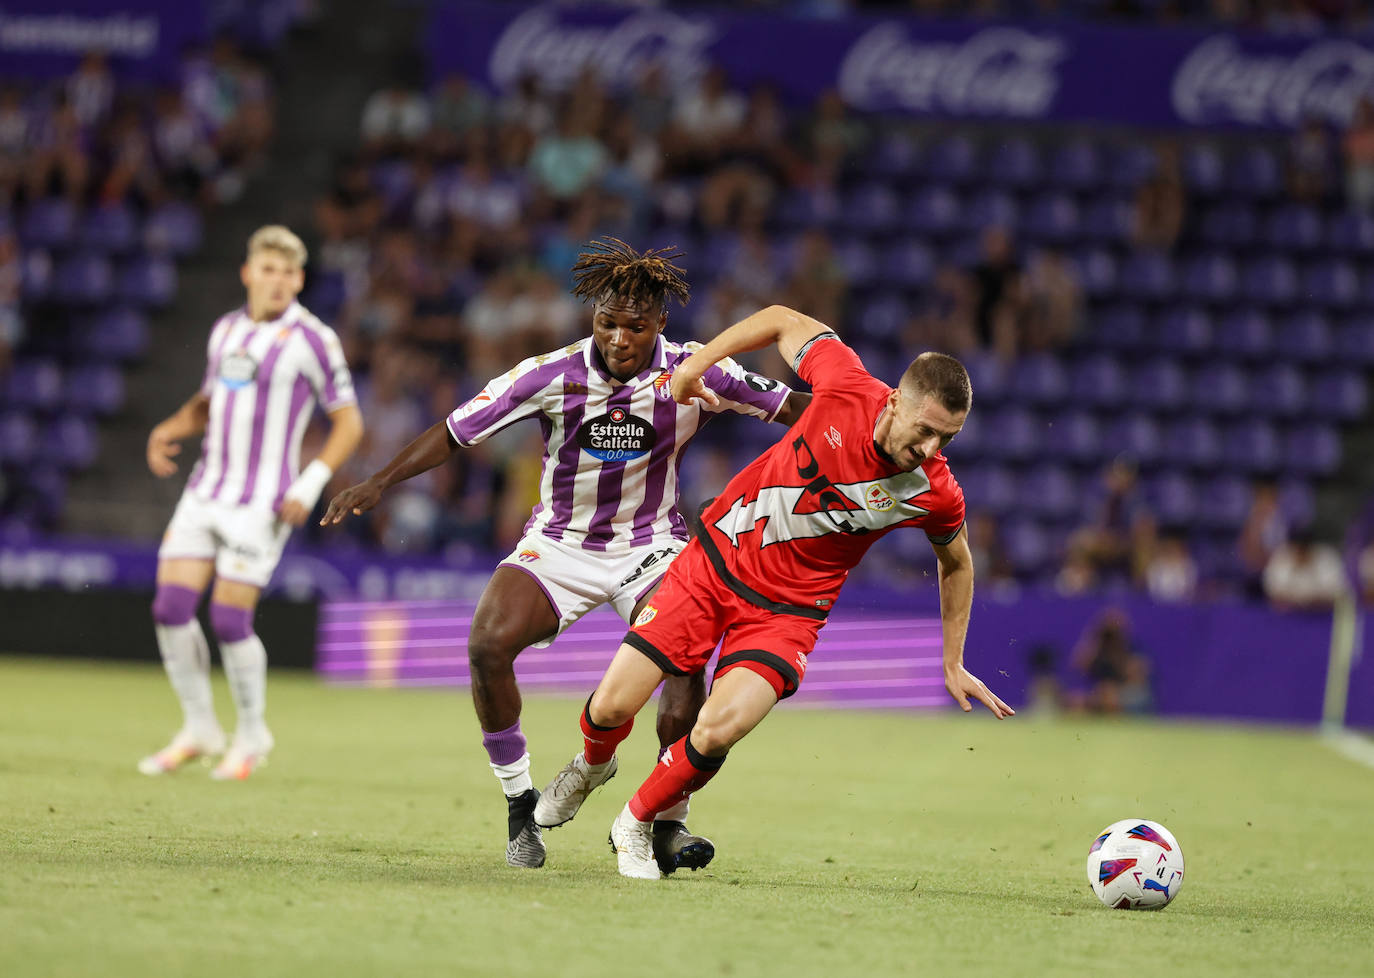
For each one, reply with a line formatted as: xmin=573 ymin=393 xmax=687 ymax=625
xmin=219 ymin=634 xmax=269 ymax=745
xmin=656 ymin=798 xmax=690 ymax=823
xmin=492 ymin=753 xmax=533 ymax=797
xmin=154 ymin=621 xmax=220 ymax=741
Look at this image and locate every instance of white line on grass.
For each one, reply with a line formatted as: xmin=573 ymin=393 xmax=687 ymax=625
xmin=1321 ymin=727 xmax=1374 ymax=770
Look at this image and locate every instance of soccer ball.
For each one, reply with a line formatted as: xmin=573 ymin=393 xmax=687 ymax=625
xmin=1086 ymin=818 xmax=1184 ymax=910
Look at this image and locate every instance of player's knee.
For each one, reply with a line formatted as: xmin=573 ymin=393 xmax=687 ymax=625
xmin=466 ymin=621 xmax=522 ymax=677
xmin=151 ymin=584 xmax=199 ymax=626
xmin=209 ymin=602 xmax=254 ymax=643
xmin=687 ymin=715 xmax=738 ymax=757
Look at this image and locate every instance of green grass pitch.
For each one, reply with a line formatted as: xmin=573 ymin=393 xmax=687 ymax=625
xmin=2 ymin=656 xmax=1371 ymax=978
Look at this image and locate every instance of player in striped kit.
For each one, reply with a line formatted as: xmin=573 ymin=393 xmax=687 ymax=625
xmin=322 ymin=238 xmax=809 ymax=870
xmin=138 ymin=226 xmax=364 ymax=781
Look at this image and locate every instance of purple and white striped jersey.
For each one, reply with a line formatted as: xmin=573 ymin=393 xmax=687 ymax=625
xmin=446 ymin=336 xmax=790 ymax=554
xmin=187 ymin=301 xmax=356 ymax=510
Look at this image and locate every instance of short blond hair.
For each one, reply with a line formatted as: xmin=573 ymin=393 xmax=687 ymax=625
xmin=246 ymin=225 xmax=307 ymax=267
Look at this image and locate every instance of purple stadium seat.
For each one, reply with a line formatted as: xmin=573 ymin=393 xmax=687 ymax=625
xmin=1119 ymin=250 xmax=1176 ymax=301
xmin=778 ymin=188 xmax=839 ymax=229
xmin=1010 ymin=354 xmax=1068 ymax=406
xmin=1265 ymin=204 xmax=1324 ymax=253
xmin=1070 ymin=246 xmax=1118 ymax=299
xmin=1048 ymin=139 xmax=1103 ymax=192
xmin=949 ymin=409 xmax=982 ymax=456
xmin=1107 ymin=413 xmax=1164 ymax=465
xmin=1199 ymin=202 xmax=1259 ymax=249
xmin=1241 ymin=256 xmax=1299 ymax=307
xmin=1197 ymin=475 xmax=1252 ymax=531
xmin=19 ymin=198 xmax=77 ymax=251
xmin=965 ymin=352 xmax=1010 ymax=406
xmin=25 ymin=466 xmax=68 ymax=524
xmin=907 ymin=185 xmax=961 ymax=237
xmin=1106 ymin=142 xmax=1158 ymax=191
xmin=963 ymin=464 xmax=1019 ymax=515
xmin=1019 ymin=466 xmax=1079 ymax=520
xmin=64 ymin=363 xmax=126 ymax=416
xmin=1146 ymin=471 xmax=1198 ymax=526
xmin=1167 ymin=418 xmax=1222 ymax=469
xmin=371 ymin=160 xmax=415 ymax=205
xmin=1070 ymin=354 xmax=1129 ymax=408
xmin=843 ymin=183 xmax=902 ymax=236
xmin=833 ymin=237 xmax=879 ymax=290
xmin=303 ymin=270 xmax=347 ymax=321
xmin=985 ymin=138 xmax=1042 ymax=190
xmin=1252 ymin=363 xmax=1307 ymax=419
xmin=856 ymin=292 xmax=907 ymax=343
xmin=1274 ymin=310 xmax=1335 ymax=365
xmin=79 ymin=202 xmax=139 ymax=255
xmin=1181 ymin=143 xmax=1225 ymax=195
xmin=0 ymin=412 xmax=37 ymax=465
xmin=1215 ymin=308 xmax=1274 ymax=361
xmin=117 ymin=255 xmax=177 ymax=308
xmin=1277 ymin=479 xmax=1316 ymax=527
xmin=1023 ymin=193 xmax=1081 ymax=245
xmin=1227 ymin=146 xmax=1281 ymax=199
xmin=40 ymin=414 xmax=98 ymax=470
xmin=1002 ymin=519 xmax=1053 ymax=574
xmin=1285 ymin=424 xmax=1341 ymax=476
xmin=1326 ymin=210 xmax=1374 ymax=255
xmin=1080 ymin=195 xmax=1134 ymax=244
xmin=962 ymin=190 xmax=1018 ymax=233
xmin=1043 ymin=410 xmax=1102 ymax=465
xmin=1157 ymin=305 xmax=1215 ymax=357
xmin=20 ymin=249 xmax=52 ymax=302
xmin=1222 ymin=419 xmax=1280 ymax=473
xmin=54 ymin=253 xmax=114 ymax=305
xmin=1132 ymin=358 xmax=1189 ymax=412
xmin=925 ymin=135 xmax=979 ymax=185
xmin=3 ymin=359 xmax=62 ymax=413
xmin=882 ymin=239 xmax=935 ymax=290
xmin=1190 ymin=362 xmax=1250 ymax=415
xmin=984 ymin=406 xmax=1040 ymax=462
xmin=81 ymin=307 xmax=149 ymax=361
xmin=1179 ymin=253 xmax=1238 ymax=305
xmin=1301 ymin=260 xmax=1359 ymax=311
xmin=1336 ymin=316 xmax=1374 ymax=366
xmin=143 ymin=201 xmax=204 ymax=257
xmin=1310 ymin=369 xmax=1368 ymax=421
xmin=866 ymin=129 xmax=921 ymax=182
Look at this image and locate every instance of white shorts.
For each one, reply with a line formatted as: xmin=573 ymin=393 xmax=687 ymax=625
xmin=158 ymin=491 xmax=293 ymax=589
xmin=500 ymin=532 xmax=686 ymax=649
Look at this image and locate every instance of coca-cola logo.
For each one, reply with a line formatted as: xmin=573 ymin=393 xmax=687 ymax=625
xmin=577 ymin=411 xmax=656 ymax=462
xmin=1172 ymin=36 xmax=1374 ymax=128
xmin=838 ymin=24 xmax=1066 ymax=117
xmin=488 ymin=7 xmax=716 ymax=92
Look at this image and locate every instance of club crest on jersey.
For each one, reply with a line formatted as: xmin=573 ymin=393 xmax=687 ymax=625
xmin=865 ymin=484 xmax=896 ymax=512
xmin=635 ymin=605 xmax=658 ymax=626
xmin=577 ymin=410 xmax=656 ymax=461
xmin=653 ymin=372 xmax=672 ymax=399
xmin=517 ymin=549 xmax=540 ymax=563
xmin=219 ymin=351 xmax=258 ymax=390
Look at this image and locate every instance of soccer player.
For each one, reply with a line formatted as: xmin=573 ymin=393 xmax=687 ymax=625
xmin=534 ymin=304 xmax=1014 ymax=879
xmin=139 ymin=225 xmax=363 ymax=781
xmin=321 ymin=238 xmax=809 ymax=871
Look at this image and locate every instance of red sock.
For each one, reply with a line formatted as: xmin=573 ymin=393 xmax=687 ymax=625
xmin=628 ymin=734 xmax=726 ymax=821
xmin=581 ymin=699 xmax=633 ymax=766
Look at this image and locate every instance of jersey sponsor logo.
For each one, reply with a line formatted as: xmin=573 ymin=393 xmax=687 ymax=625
xmin=823 ymin=425 xmax=842 ymax=449
xmin=744 ymin=372 xmax=778 ymax=393
xmin=473 ymin=387 xmax=493 ymax=403
xmin=620 ymin=546 xmax=679 ymax=589
xmin=635 ymin=604 xmax=658 ymax=626
xmin=577 ymin=410 xmax=657 ymax=461
xmin=865 ymin=484 xmax=896 ymax=512
xmin=218 ymin=350 xmax=258 ymax=390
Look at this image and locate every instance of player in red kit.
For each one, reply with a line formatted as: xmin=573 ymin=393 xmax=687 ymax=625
xmin=533 ymin=304 xmax=1014 ymax=878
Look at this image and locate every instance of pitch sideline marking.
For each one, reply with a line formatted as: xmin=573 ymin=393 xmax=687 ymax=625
xmin=1321 ymin=727 xmax=1374 ymax=770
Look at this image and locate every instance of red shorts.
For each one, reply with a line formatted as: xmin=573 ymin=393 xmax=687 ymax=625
xmin=626 ymin=539 xmax=823 ymax=699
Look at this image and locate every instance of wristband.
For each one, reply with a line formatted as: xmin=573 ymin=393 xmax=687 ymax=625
xmin=284 ymin=459 xmax=333 ymax=510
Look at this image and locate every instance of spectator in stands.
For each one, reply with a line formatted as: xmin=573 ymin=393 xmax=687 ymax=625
xmin=970 ymin=225 xmax=1024 ymax=358
xmin=628 ymin=61 xmax=673 ymax=138
xmin=1072 ymin=608 xmax=1152 ymax=715
xmin=807 ymin=88 xmax=869 ymax=179
xmin=496 ymin=72 xmax=554 ymax=141
xmin=0 ymin=230 xmax=20 ymax=373
xmin=25 ymin=93 xmax=90 ymax=201
xmin=152 ymin=88 xmax=216 ymax=203
xmin=1020 ymin=248 xmax=1081 ymax=352
xmin=966 ymin=511 xmax=1016 ymax=591
xmin=98 ymin=101 xmax=160 ymax=205
xmin=1131 ymin=142 xmax=1184 ymax=252
xmin=428 ymin=73 xmax=490 ymax=158
xmin=1069 ymin=457 xmax=1152 ymax=585
xmin=66 ymin=51 xmax=114 ymax=130
xmin=361 ymin=79 xmax=431 ymax=159
xmin=783 ymin=228 xmax=847 ymax=330
xmin=1343 ymin=95 xmax=1374 ymax=211
xmin=697 ymin=84 xmax=787 ymax=229
xmin=1238 ymin=479 xmax=1287 ymax=597
xmin=1263 ymin=525 xmax=1350 ymax=612
xmin=601 ymin=112 xmax=660 ymax=231
xmin=0 ymin=87 xmax=28 ymax=179
xmin=663 ymin=65 xmax=747 ymax=176
xmin=527 ymin=104 xmax=608 ymax=209
xmin=1143 ymin=529 xmax=1198 ymax=603
xmin=1287 ymin=115 xmax=1334 ymax=205
xmin=1055 ymin=540 xmax=1098 ymax=596
xmin=908 ymin=264 xmax=977 ymax=355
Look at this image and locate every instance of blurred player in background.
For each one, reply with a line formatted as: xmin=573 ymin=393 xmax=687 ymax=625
xmin=139 ymin=225 xmax=364 ymax=781
xmin=323 ymin=238 xmax=810 ymax=870
xmin=535 ymin=304 xmax=1013 ymax=879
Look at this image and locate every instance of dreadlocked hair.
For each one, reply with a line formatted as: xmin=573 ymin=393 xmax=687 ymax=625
xmin=570 ymin=236 xmax=691 ymax=311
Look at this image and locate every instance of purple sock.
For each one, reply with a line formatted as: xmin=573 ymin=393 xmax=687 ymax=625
xmin=482 ymin=721 xmax=528 ymax=766
xmin=151 ymin=584 xmax=200 ymax=626
xmin=210 ymin=603 xmax=255 ymax=643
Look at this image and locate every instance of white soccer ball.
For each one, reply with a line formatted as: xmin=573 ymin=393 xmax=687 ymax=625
xmin=1085 ymin=818 xmax=1185 ymax=910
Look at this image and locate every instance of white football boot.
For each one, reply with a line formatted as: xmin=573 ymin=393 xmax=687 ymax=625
xmin=608 ymin=804 xmax=661 ymax=880
xmin=534 ymin=753 xmax=618 ymax=828
xmin=137 ymin=727 xmax=226 ymax=776
xmin=210 ymin=728 xmax=274 ymax=781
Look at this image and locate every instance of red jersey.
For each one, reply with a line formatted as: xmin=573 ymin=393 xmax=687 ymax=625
xmin=696 ymin=334 xmax=965 ymax=618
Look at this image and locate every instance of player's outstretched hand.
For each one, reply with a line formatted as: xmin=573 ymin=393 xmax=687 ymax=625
xmin=669 ymin=361 xmax=720 ymax=407
xmin=945 ymin=663 xmax=1015 ymax=719
xmin=277 ymin=498 xmax=310 ymax=527
xmin=146 ymin=426 xmax=181 ymax=478
xmin=321 ymin=478 xmax=383 ymax=526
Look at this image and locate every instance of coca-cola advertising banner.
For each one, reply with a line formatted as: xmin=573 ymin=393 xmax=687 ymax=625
xmin=0 ymin=0 xmax=204 ymax=82
xmin=428 ymin=2 xmax=1374 ymax=130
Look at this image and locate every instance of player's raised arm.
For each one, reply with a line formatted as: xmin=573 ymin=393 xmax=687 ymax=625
xmin=321 ymin=419 xmax=456 ymax=525
xmin=669 ymin=305 xmax=833 ymax=406
xmin=931 ymin=527 xmax=1014 ymax=719
xmin=278 ymin=403 xmax=363 ymax=527
xmin=146 ymin=391 xmax=211 ymax=477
